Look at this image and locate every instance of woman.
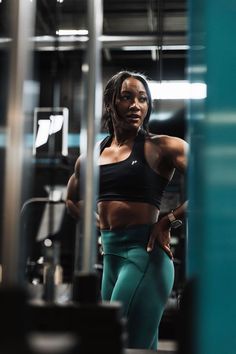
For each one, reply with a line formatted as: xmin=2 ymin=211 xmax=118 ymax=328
xmin=66 ymin=71 xmax=188 ymax=350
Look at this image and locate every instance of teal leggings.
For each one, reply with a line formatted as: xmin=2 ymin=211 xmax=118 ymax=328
xmin=101 ymin=224 xmax=174 ymax=350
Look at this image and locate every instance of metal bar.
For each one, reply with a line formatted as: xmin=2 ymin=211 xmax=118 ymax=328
xmin=23 ymin=34 xmax=187 ymax=51
xmin=0 ymin=35 xmax=187 ymax=51
xmin=1 ymin=0 xmax=35 ymax=285
xmin=80 ymin=0 xmax=103 ymax=273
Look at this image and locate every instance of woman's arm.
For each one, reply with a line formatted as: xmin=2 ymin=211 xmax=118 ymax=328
xmin=66 ymin=157 xmax=82 ymax=220
xmin=66 ymin=156 xmax=100 ymax=227
xmin=147 ymin=136 xmax=188 ymax=258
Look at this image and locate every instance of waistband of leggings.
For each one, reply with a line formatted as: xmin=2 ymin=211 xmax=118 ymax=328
xmin=100 ymin=224 xmax=152 ymax=248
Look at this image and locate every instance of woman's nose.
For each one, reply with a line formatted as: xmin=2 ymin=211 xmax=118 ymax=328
xmin=129 ymin=98 xmax=140 ymax=110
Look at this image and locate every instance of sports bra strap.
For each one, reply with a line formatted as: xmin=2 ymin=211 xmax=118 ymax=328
xmin=100 ymin=135 xmax=112 ymax=154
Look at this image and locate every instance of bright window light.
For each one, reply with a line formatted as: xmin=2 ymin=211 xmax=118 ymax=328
xmin=150 ymin=112 xmax=174 ymax=121
xmin=56 ymin=29 xmax=88 ymax=36
xmin=148 ymin=81 xmax=207 ymax=100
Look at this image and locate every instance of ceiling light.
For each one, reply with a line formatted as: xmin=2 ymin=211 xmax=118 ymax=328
xmin=122 ymin=45 xmax=189 ymax=51
xmin=56 ymin=29 xmax=88 ymax=36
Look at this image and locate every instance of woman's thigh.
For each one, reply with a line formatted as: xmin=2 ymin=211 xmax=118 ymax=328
xmin=111 ymin=246 xmax=174 ymax=349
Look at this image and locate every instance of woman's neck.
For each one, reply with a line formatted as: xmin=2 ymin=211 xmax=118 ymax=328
xmin=113 ymin=128 xmax=139 ymax=147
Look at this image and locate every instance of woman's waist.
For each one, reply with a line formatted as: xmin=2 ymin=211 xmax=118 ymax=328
xmin=100 ymin=224 xmax=152 ymax=251
xmin=98 ymin=200 xmax=159 ymax=230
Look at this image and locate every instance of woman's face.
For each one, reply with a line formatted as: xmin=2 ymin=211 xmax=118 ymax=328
xmin=113 ymin=77 xmax=149 ymax=132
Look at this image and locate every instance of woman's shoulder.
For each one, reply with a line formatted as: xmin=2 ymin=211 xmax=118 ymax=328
xmin=145 ymin=132 xmax=185 ymax=143
xmin=145 ymin=133 xmax=187 ymax=145
xmin=145 ymin=133 xmax=188 ymax=153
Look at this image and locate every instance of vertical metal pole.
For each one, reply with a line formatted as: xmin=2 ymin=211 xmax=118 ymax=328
xmin=80 ymin=0 xmax=103 ymax=273
xmin=1 ymin=0 xmax=35 ymax=285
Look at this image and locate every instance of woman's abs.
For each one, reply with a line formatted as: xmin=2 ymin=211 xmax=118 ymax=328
xmin=97 ymin=200 xmax=159 ymax=230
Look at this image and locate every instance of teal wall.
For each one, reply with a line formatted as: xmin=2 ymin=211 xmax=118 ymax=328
xmin=188 ymin=0 xmax=236 ymax=353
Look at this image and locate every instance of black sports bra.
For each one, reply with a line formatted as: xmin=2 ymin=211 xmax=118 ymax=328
xmin=98 ymin=131 xmax=169 ymax=209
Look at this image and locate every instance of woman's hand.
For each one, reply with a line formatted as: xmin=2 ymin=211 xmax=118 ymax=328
xmin=147 ymin=216 xmax=173 ymax=260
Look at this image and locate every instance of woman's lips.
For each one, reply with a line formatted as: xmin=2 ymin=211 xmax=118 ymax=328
xmin=127 ymin=114 xmax=141 ymax=120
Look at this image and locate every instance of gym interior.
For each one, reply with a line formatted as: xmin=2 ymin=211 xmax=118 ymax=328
xmin=0 ymin=1 xmax=236 ymax=353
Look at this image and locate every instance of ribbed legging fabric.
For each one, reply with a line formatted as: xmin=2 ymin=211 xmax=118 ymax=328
xmin=100 ymin=224 xmax=174 ymax=350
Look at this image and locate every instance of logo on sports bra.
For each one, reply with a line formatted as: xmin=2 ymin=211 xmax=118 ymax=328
xmin=131 ymin=160 xmax=138 ymax=165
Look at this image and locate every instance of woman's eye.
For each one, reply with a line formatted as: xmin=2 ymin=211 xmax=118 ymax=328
xmin=119 ymin=94 xmax=148 ymax=103
xmin=139 ymin=96 xmax=148 ymax=102
xmin=120 ymin=95 xmax=130 ymax=100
